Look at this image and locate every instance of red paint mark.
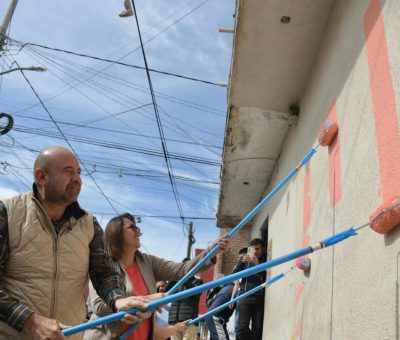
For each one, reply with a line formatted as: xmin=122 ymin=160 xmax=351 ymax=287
xmin=303 ymin=164 xmax=311 ymax=231
xmin=364 ymin=0 xmax=400 ymax=202
xmin=296 ymin=320 xmax=302 ymax=338
xmin=327 ymin=104 xmax=342 ymax=207
xmin=302 ymin=234 xmax=311 ymax=248
xmin=295 ymin=284 xmax=304 ymax=303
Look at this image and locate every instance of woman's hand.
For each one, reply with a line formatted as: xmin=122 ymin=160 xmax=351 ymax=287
xmin=114 ymin=296 xmax=151 ymax=325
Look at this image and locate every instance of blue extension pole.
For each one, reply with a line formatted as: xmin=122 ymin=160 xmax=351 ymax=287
xmin=63 ymin=227 xmax=356 ymax=337
xmin=169 ymin=147 xmax=317 ymax=296
xmin=119 ymin=147 xmax=317 ymax=338
xmin=187 ymin=267 xmax=295 ymax=326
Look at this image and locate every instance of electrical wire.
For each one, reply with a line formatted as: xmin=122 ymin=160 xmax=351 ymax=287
xmin=131 ymin=0 xmax=186 ymax=232
xmin=11 ymin=114 xmax=222 ymax=150
xmin=10 ymin=125 xmax=220 ymax=166
xmin=12 ymin=59 xmax=119 ymax=214
xmin=21 ymin=47 xmax=224 ymax=149
xmin=12 ymin=39 xmax=223 ymax=87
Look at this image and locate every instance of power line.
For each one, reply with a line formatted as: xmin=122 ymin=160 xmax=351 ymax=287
xmin=4 ymin=149 xmax=220 ymax=185
xmin=91 ymin=212 xmax=215 ymax=220
xmin=12 ymin=59 xmax=119 ymax=214
xmin=10 ymin=125 xmax=221 ymax=166
xmin=11 ymin=115 xmax=222 ymax=150
xmin=25 ymin=45 xmax=226 ymax=116
xmin=0 ymin=139 xmax=221 ymax=191
xmin=9 ymin=37 xmax=224 ymax=87
xmin=131 ymin=0 xmax=185 ymax=229
xmin=8 ymin=42 xmax=225 ymax=118
xmin=22 ymin=47 xmax=224 ymax=147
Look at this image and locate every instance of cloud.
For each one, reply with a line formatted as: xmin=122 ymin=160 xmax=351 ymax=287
xmin=0 ymin=186 xmax=19 ymax=200
xmin=0 ymin=0 xmax=230 ymax=261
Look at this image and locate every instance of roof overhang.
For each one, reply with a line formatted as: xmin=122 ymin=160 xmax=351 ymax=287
xmin=217 ymin=0 xmax=335 ymax=228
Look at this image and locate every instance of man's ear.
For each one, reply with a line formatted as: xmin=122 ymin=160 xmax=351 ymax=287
xmin=34 ymin=168 xmax=47 ymax=185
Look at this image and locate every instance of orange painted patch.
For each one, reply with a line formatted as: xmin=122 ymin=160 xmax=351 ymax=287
xmin=364 ymin=0 xmax=400 ymax=202
xmin=327 ymin=104 xmax=342 ymax=207
xmin=295 ymin=284 xmax=305 ymax=303
xmin=303 ymin=164 xmax=311 ymax=231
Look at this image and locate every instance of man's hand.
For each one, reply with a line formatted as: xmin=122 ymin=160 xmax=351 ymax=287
xmin=174 ymin=320 xmax=190 ymax=334
xmin=242 ymin=254 xmax=258 ymax=265
xmin=209 ymin=233 xmax=230 ymax=254
xmin=250 ymin=255 xmax=259 ymax=265
xmin=114 ymin=293 xmax=167 ymax=325
xmin=22 ymin=313 xmax=67 ymax=340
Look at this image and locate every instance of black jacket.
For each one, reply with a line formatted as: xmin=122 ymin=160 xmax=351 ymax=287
xmin=168 ymin=277 xmax=203 ymax=323
xmin=232 ymin=255 xmax=267 ymax=295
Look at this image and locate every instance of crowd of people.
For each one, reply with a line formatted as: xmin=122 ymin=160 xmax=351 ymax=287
xmin=0 ymin=146 xmax=267 ymax=339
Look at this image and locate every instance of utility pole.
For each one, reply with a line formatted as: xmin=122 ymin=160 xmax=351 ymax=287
xmin=186 ymin=221 xmax=195 ymax=259
xmin=0 ymin=0 xmax=19 ymax=51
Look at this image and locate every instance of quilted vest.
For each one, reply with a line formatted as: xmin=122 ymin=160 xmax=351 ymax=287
xmin=0 ymin=192 xmax=94 ymax=339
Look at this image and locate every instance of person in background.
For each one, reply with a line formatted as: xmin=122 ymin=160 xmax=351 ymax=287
xmin=229 ymin=247 xmax=248 ymax=334
xmin=232 ymin=239 xmax=266 ymax=340
xmin=205 ymin=282 xmax=235 ymax=340
xmin=155 ymin=281 xmax=187 ymax=340
xmin=168 ymin=261 xmax=203 ymax=340
xmin=85 ymin=214 xmax=229 ymax=340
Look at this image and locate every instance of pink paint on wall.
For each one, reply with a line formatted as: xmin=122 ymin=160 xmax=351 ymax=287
xmin=296 ymin=320 xmax=302 ymax=339
xmin=327 ymin=104 xmax=342 ymax=207
xmin=303 ymin=164 xmax=311 ymax=232
xmin=302 ymin=234 xmax=311 ymax=248
xmin=295 ymin=284 xmax=305 ymax=303
xmin=364 ymin=0 xmax=400 ymax=202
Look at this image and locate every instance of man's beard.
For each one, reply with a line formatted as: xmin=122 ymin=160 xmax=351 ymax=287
xmin=62 ymin=183 xmax=81 ymax=203
xmin=46 ymin=183 xmax=81 ymax=205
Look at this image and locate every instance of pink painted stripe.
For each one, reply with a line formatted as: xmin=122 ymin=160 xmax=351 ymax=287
xmin=327 ymin=104 xmax=342 ymax=207
xmin=295 ymin=284 xmax=305 ymax=303
xmin=296 ymin=320 xmax=302 ymax=338
xmin=303 ymin=164 xmax=311 ymax=231
xmin=364 ymin=0 xmax=400 ymax=202
xmin=303 ymin=234 xmax=311 ymax=248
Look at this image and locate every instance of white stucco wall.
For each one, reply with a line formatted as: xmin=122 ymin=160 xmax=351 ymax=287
xmin=247 ymin=1 xmax=400 ymax=339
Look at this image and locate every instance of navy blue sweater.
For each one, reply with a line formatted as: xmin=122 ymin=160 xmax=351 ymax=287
xmin=208 ymin=283 xmax=235 ymax=322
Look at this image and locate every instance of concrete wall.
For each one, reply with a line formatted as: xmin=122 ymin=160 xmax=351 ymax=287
xmin=247 ymin=1 xmax=400 ymax=339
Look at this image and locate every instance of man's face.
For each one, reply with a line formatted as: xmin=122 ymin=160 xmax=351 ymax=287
xmin=252 ymin=244 xmax=265 ymax=258
xmin=156 ymin=282 xmax=166 ymax=293
xmin=43 ymin=154 xmax=82 ymax=205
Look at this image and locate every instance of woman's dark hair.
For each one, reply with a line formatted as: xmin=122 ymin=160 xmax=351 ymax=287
xmin=104 ymin=213 xmax=135 ymax=260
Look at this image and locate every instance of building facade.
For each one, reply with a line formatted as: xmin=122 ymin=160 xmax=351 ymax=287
xmin=216 ymin=0 xmax=400 ymax=339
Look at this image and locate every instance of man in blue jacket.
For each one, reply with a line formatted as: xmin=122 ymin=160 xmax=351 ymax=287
xmin=205 ymin=282 xmax=234 ymax=340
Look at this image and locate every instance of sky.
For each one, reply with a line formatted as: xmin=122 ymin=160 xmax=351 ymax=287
xmin=0 ymin=0 xmax=235 ymax=260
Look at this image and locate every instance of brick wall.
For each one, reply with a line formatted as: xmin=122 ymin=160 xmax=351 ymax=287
xmin=214 ymin=227 xmax=251 ymax=278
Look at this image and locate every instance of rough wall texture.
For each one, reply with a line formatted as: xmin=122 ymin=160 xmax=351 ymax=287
xmin=245 ymin=0 xmax=400 ymax=339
